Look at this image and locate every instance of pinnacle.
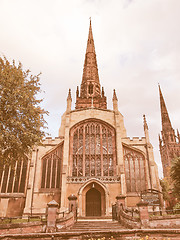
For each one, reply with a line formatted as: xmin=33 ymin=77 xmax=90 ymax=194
xmin=67 ymin=88 xmax=72 ymax=100
xmin=143 ymin=114 xmax=148 ymax=131
xmin=113 ymin=89 xmax=118 ymax=101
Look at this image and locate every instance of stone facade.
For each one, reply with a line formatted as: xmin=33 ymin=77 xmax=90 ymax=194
xmin=0 ymin=20 xmax=161 ymax=217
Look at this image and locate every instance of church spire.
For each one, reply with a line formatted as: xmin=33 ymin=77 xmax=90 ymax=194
xmin=81 ymin=19 xmax=100 ymax=91
xmin=159 ymin=84 xmax=172 ymax=132
xmin=85 ymin=18 xmax=96 ymax=55
xmin=158 ymin=85 xmax=180 ymax=179
xmin=75 ymin=19 xmax=107 ymax=110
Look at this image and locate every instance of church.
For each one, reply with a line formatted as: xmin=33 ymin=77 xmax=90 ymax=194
xmin=0 ymin=20 xmax=161 ymax=217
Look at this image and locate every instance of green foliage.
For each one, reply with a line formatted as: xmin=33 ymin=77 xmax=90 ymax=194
xmin=173 ymin=201 xmax=180 ymax=210
xmin=160 ymin=178 xmax=175 ymax=209
xmin=171 ymin=157 xmax=180 ymax=199
xmin=0 ymin=56 xmax=47 ymax=166
xmin=160 ymin=178 xmax=171 ymax=201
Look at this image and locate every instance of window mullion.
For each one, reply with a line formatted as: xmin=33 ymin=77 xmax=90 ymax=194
xmin=106 ymin=128 xmax=109 ymax=176
xmin=83 ymin=125 xmax=85 ymax=176
xmin=100 ymin=124 xmax=103 ymax=176
xmin=17 ymin=161 xmax=23 ymax=193
xmin=12 ymin=161 xmax=17 ymax=193
xmin=89 ymin=125 xmax=91 ymax=176
xmin=95 ymin=124 xmax=97 ymax=176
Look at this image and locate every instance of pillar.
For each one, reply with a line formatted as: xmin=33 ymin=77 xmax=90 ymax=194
xmin=68 ymin=194 xmax=77 ymax=220
xmin=116 ymin=195 xmax=126 ymax=209
xmin=116 ymin=195 xmax=126 ymax=221
xmin=137 ymin=200 xmax=149 ymax=228
xmin=46 ymin=200 xmax=59 ymax=233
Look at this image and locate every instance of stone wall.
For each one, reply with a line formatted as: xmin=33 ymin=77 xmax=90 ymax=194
xmin=56 ymin=212 xmax=75 ymax=231
xmin=0 ymin=212 xmax=75 ymax=235
xmin=0 ymin=221 xmax=45 ymax=235
xmin=0 ymin=196 xmax=25 ymax=217
xmin=117 ymin=207 xmax=140 ymax=229
xmin=149 ymin=214 xmax=180 ymax=228
xmin=0 ymin=229 xmax=180 ymax=240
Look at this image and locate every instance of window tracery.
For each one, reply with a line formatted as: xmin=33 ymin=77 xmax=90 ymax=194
xmin=41 ymin=144 xmax=63 ymax=189
xmin=0 ymin=158 xmax=28 ymax=194
xmin=123 ymin=146 xmax=146 ymax=193
xmin=71 ymin=120 xmax=116 ymax=177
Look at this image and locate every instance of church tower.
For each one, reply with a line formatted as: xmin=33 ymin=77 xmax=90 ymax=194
xmin=76 ymin=19 xmax=107 ymax=109
xmin=159 ymin=85 xmax=180 ymax=179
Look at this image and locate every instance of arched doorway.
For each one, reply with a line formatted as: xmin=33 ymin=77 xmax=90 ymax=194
xmin=78 ymin=179 xmax=108 ymax=217
xmin=86 ymin=188 xmax=101 ymax=216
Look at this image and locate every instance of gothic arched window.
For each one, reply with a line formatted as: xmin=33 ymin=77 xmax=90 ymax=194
xmin=41 ymin=143 xmax=63 ymax=189
xmin=70 ymin=120 xmax=116 ymax=177
xmin=0 ymin=157 xmax=28 ymax=194
xmin=123 ymin=146 xmax=146 ymax=193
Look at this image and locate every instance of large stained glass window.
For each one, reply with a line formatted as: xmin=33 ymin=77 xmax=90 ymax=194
xmin=123 ymin=146 xmax=146 ymax=193
xmin=70 ymin=120 xmax=116 ymax=177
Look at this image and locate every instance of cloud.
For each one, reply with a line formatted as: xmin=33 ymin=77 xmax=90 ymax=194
xmin=0 ymin=0 xmax=180 ymax=178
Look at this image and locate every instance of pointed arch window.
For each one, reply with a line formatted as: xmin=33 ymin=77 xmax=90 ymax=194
xmin=70 ymin=120 xmax=116 ymax=177
xmin=123 ymin=146 xmax=146 ymax=193
xmin=0 ymin=157 xmax=28 ymax=194
xmin=41 ymin=144 xmax=63 ymax=189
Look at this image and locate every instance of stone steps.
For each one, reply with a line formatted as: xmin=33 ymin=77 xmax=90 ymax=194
xmin=68 ymin=220 xmax=125 ymax=232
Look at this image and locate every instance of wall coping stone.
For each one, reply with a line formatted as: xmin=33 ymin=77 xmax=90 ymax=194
xmin=68 ymin=194 xmax=77 ymax=200
xmin=0 ymin=228 xmax=180 ymax=239
xmin=47 ymin=200 xmax=59 ymax=207
xmin=137 ymin=200 xmax=149 ymax=206
xmin=116 ymin=195 xmax=126 ymax=200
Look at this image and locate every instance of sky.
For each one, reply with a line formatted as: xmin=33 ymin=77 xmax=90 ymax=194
xmin=0 ymin=0 xmax=180 ymax=178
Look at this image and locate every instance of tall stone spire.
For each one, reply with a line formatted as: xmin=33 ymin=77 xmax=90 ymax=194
xmin=159 ymin=85 xmax=172 ymax=132
xmin=81 ymin=18 xmax=100 ymax=88
xmin=158 ymin=85 xmax=180 ymax=179
xmin=76 ymin=19 xmax=107 ymax=109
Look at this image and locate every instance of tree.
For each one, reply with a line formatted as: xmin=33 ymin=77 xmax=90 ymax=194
xmin=171 ymin=156 xmax=180 ymax=200
xmin=0 ymin=56 xmax=47 ymax=166
xmin=160 ymin=178 xmax=175 ymax=210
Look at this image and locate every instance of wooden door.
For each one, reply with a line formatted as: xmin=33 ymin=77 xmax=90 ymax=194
xmin=86 ymin=188 xmax=101 ymax=216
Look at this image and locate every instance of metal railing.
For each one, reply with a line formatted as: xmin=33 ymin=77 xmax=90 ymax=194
xmin=112 ymin=204 xmax=139 ymax=221
xmin=149 ymin=208 xmax=180 ymax=217
xmin=0 ymin=209 xmax=71 ymax=225
xmin=0 ymin=215 xmax=46 ymax=224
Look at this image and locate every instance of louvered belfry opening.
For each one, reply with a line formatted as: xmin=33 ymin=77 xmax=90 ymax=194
xmin=70 ymin=120 xmax=116 ymax=178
